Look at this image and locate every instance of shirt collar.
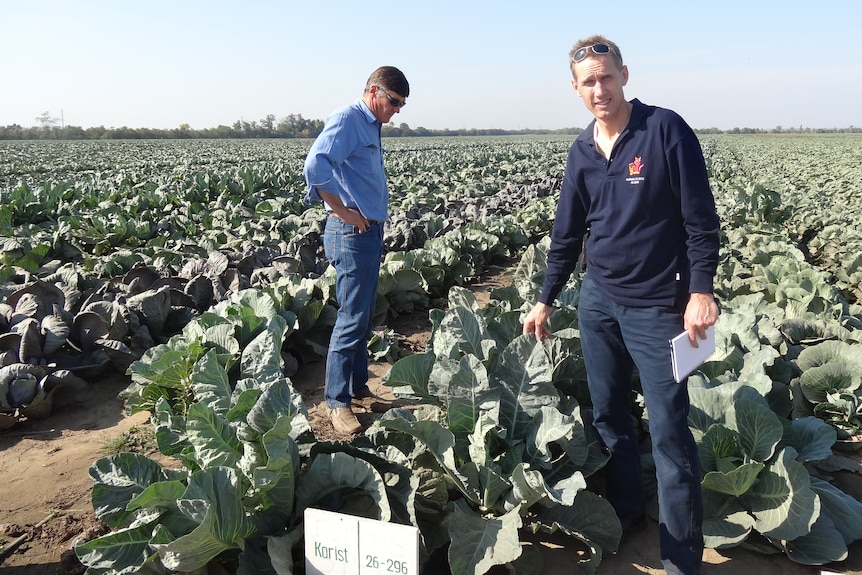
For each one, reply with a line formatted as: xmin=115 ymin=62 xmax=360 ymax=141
xmin=628 ymin=98 xmax=645 ymax=124
xmin=580 ymin=98 xmax=641 ymax=144
xmin=355 ymin=98 xmax=381 ymax=127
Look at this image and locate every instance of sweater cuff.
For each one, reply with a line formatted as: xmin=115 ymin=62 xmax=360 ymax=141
xmin=689 ymin=272 xmax=714 ymax=295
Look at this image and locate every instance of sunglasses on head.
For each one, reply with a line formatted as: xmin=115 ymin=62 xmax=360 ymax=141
xmin=572 ymin=43 xmax=613 ymax=63
xmin=378 ymin=86 xmax=406 ymax=108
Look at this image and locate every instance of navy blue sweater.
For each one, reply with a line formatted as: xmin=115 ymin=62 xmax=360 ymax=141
xmin=539 ymin=99 xmax=720 ymax=308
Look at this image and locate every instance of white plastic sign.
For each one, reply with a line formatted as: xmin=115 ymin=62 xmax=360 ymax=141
xmin=304 ymin=508 xmax=419 ymax=575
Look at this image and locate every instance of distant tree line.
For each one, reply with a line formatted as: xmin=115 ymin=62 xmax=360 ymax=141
xmin=0 ymin=113 xmax=326 ymax=140
xmin=695 ymin=125 xmax=862 ymax=135
xmin=0 ymin=111 xmax=859 ymax=140
xmin=381 ymin=123 xmax=582 ymax=137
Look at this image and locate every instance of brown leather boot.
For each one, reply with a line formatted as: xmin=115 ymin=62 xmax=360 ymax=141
xmin=329 ymin=406 xmax=362 ymax=434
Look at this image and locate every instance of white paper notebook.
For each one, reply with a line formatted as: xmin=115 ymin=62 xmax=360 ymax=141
xmin=670 ymin=325 xmax=716 ymax=383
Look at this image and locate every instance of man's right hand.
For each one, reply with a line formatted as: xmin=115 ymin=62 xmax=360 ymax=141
xmin=318 ymin=189 xmax=371 ymax=233
xmin=336 ymin=207 xmax=370 ymax=233
xmin=523 ymin=302 xmax=553 ymax=340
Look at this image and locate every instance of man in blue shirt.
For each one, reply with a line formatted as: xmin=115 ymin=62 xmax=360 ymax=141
xmin=304 ymin=66 xmax=409 ymax=434
xmin=523 ymin=37 xmax=719 ymax=575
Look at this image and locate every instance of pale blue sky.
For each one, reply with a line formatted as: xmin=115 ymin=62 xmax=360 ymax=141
xmin=2 ymin=1 xmax=860 ymax=131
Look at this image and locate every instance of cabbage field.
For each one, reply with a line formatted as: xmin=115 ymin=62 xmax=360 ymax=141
xmin=1 ymin=133 xmax=862 ymax=574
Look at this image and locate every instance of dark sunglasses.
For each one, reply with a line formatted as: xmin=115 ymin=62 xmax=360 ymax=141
xmin=378 ymin=86 xmax=406 ymax=108
xmin=572 ymin=43 xmax=613 ymax=63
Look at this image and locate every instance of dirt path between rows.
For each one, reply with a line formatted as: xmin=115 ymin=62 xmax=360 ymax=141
xmin=1 ymin=264 xmax=861 ymax=574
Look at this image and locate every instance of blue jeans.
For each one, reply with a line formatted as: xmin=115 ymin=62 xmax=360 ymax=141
xmin=578 ymin=275 xmax=703 ymax=575
xmin=323 ymin=216 xmax=383 ymax=408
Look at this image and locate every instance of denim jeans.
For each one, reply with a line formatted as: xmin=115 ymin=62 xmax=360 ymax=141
xmin=578 ymin=274 xmax=703 ymax=575
xmin=323 ymin=216 xmax=384 ymax=408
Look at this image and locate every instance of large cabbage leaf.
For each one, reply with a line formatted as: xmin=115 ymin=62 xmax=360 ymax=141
xmin=447 ymin=500 xmax=522 ymax=575
xmin=745 ymin=447 xmax=819 ymax=541
xmin=89 ymin=452 xmax=178 ymax=528
xmin=150 ymin=467 xmax=257 ymax=572
xmin=726 ymin=398 xmax=783 ymax=462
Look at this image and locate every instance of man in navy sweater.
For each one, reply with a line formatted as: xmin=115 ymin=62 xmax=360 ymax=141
xmin=523 ymin=35 xmax=720 ymax=575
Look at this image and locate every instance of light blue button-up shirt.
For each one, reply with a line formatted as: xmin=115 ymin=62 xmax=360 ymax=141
xmin=303 ymin=98 xmax=388 ymax=222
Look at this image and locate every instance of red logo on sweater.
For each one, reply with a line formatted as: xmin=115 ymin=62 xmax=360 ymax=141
xmin=628 ymin=157 xmax=644 ymax=176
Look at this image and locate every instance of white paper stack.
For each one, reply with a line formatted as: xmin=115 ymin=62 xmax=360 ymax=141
xmin=670 ymin=325 xmax=716 ymax=383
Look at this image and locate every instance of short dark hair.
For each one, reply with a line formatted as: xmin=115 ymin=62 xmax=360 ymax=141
xmin=365 ymin=66 xmax=409 ymax=98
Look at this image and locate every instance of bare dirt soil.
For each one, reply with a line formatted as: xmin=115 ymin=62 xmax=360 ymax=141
xmin=2 ymin=263 xmax=862 ymax=575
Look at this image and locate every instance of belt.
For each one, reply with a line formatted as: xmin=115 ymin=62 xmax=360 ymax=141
xmin=328 ymin=213 xmax=384 ymax=226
